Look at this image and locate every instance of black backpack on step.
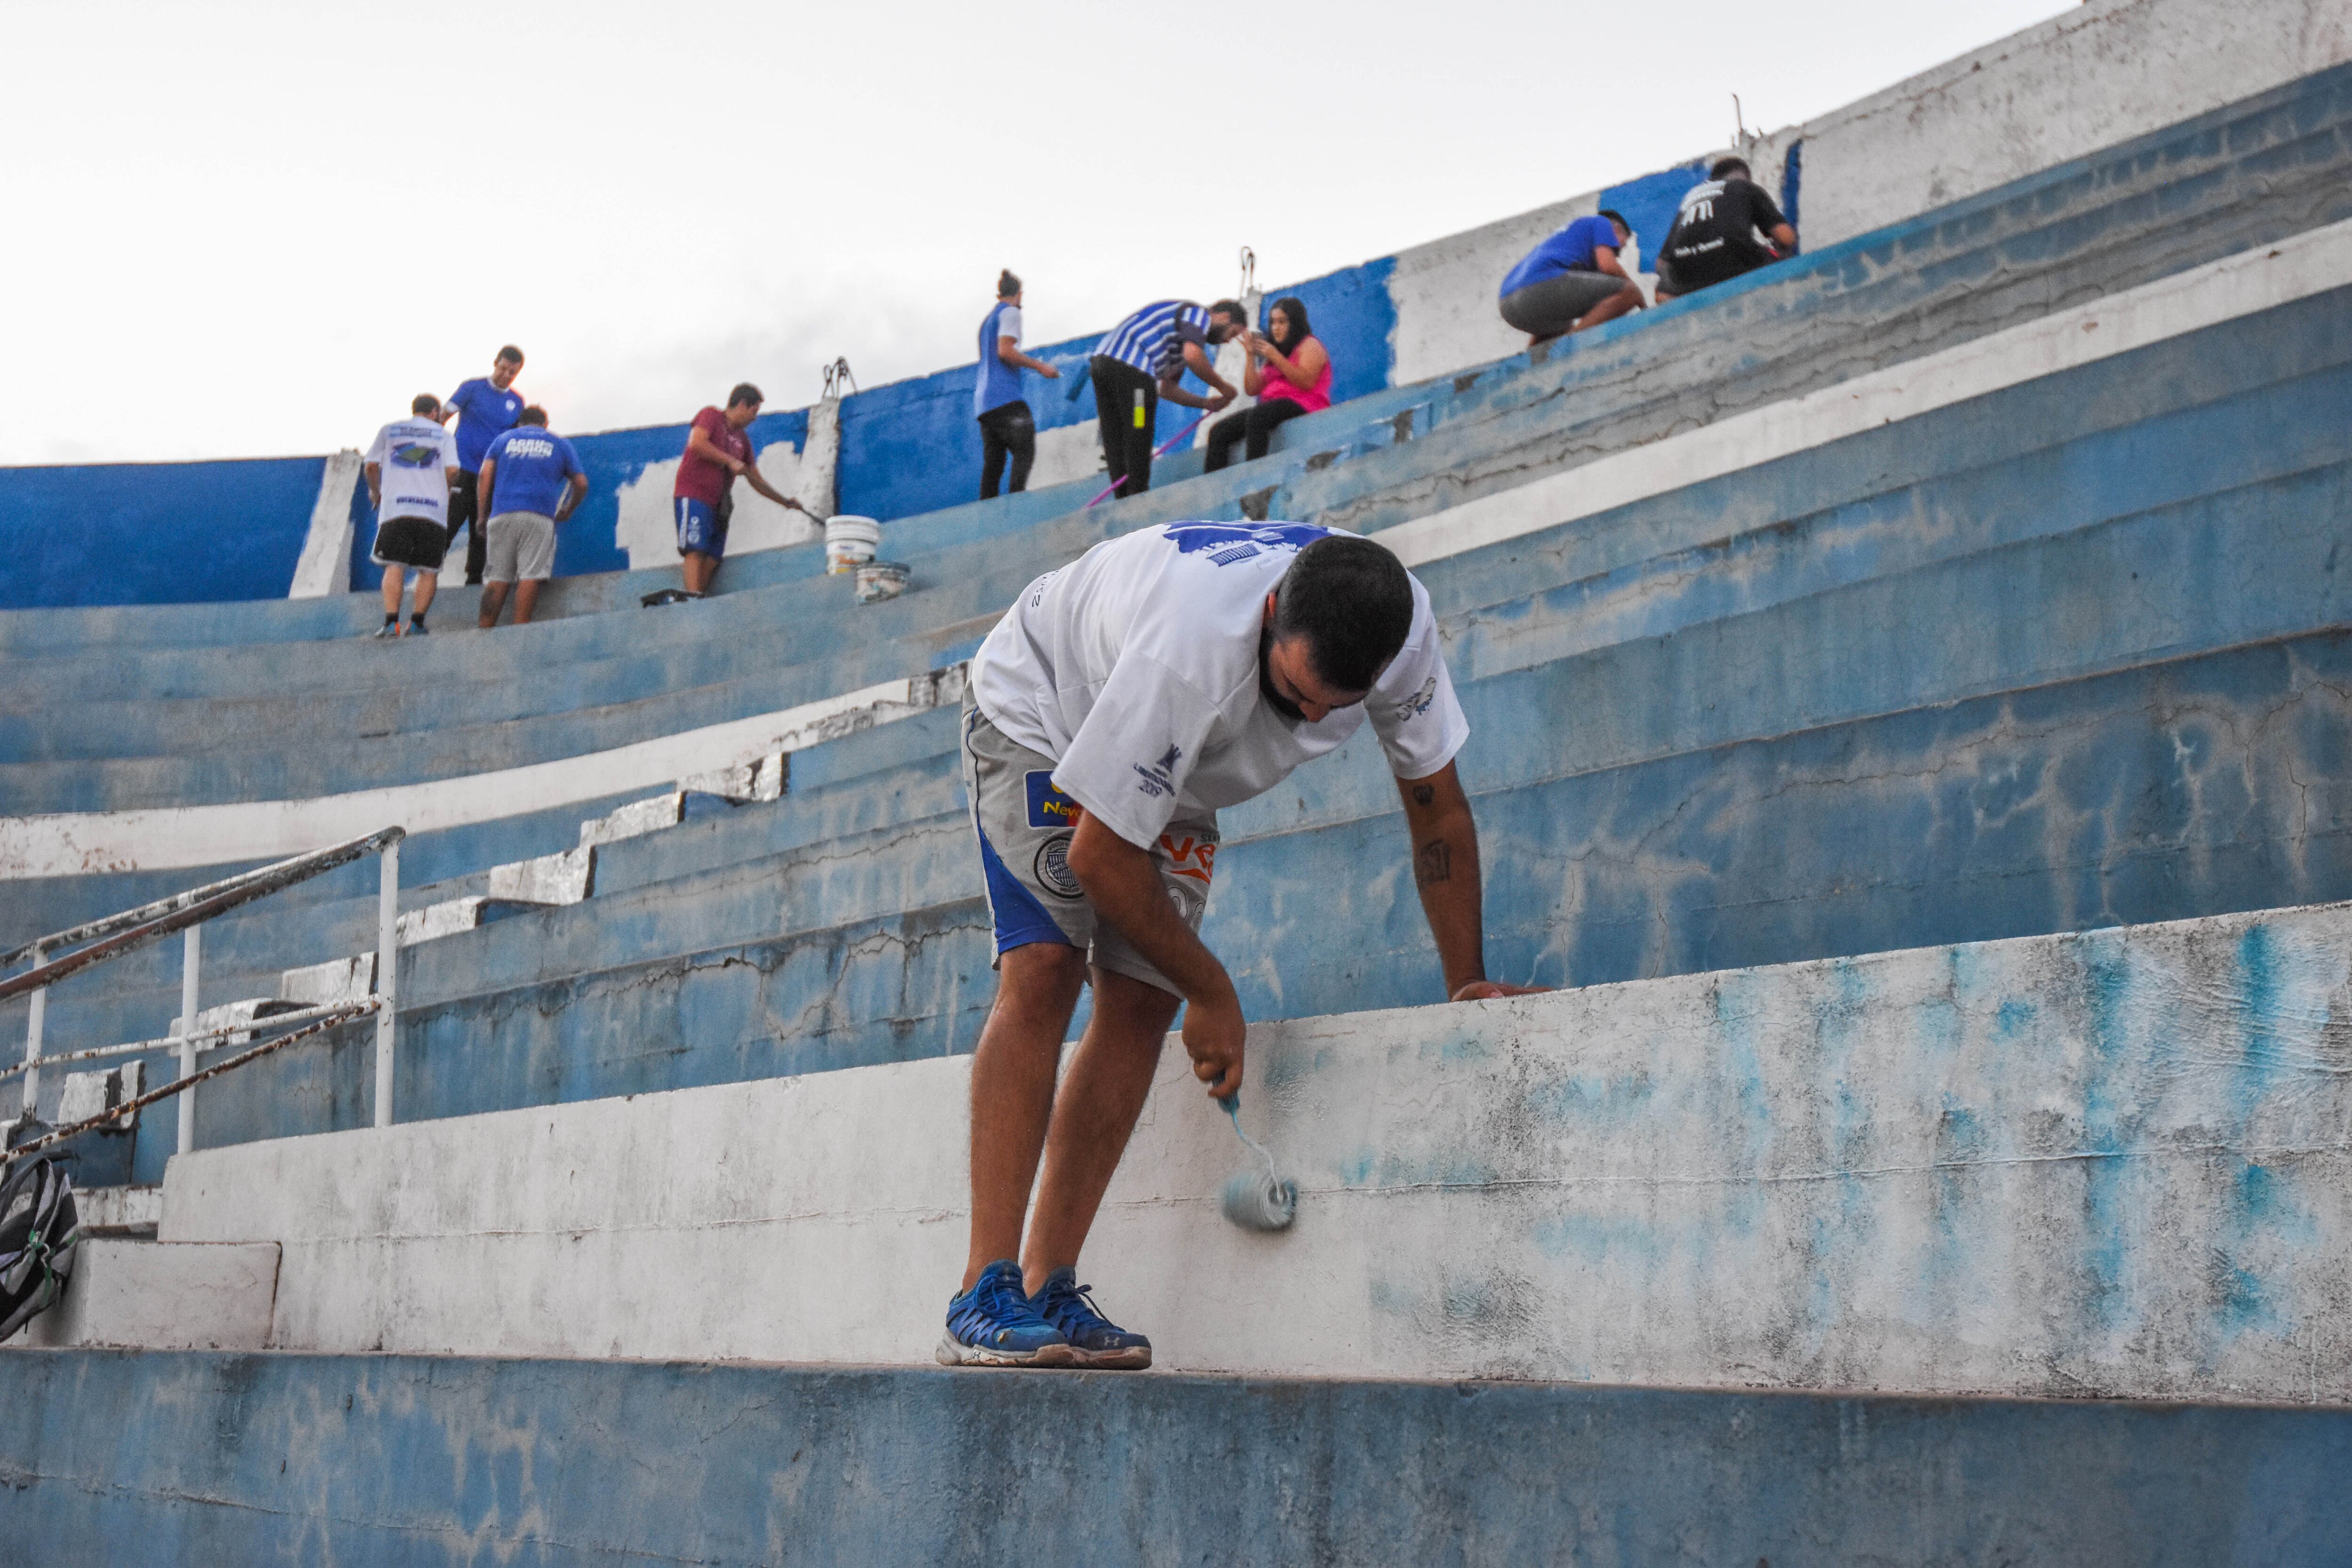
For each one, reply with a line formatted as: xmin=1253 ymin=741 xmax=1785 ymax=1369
xmin=0 ymin=1154 xmax=79 ymax=1341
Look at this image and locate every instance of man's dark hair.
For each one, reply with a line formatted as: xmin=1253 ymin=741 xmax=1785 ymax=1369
xmin=496 ymin=344 xmax=524 ymax=364
xmin=517 ymin=405 xmax=549 ymax=427
xmin=727 ymin=382 xmax=764 ymax=409
xmin=1207 ymin=298 xmax=1247 ymax=324
xmin=1708 ymin=156 xmax=1750 ymax=181
xmin=1273 ymin=534 xmax=1414 ymax=692
xmin=998 ymin=269 xmax=1022 ymax=298
xmin=1598 ymin=207 xmax=1632 ymax=238
xmin=411 ymin=393 xmax=441 ymax=415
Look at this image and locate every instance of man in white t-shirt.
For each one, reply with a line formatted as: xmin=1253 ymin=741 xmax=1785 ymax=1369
xmin=361 ymin=393 xmax=463 ymax=638
xmin=940 ymin=522 xmax=1542 ymax=1369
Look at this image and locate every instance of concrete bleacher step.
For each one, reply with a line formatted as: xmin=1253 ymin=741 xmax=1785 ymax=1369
xmin=157 ymin=900 xmax=2352 ymax=1404
xmin=20 ymin=1240 xmax=277 ymax=1352
xmin=0 ymin=1350 xmax=2343 ymax=1565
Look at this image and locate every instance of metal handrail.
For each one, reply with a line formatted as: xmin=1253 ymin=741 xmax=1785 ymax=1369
xmin=7 ymin=825 xmax=406 ymax=1159
xmin=0 ymin=826 xmax=403 ymax=989
xmin=2 ymin=1003 xmax=377 ymax=1166
xmin=0 ymin=997 xmax=374 ymax=1082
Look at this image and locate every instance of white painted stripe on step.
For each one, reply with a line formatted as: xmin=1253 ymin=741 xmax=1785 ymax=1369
xmin=8 ymin=225 xmax=2346 ymax=881
xmin=0 ymin=670 xmax=964 ymax=879
xmin=1378 ymin=217 xmax=2352 ymax=568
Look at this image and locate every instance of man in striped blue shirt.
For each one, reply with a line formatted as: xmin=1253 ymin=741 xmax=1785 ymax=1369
xmin=1089 ymin=299 xmax=1246 ymax=497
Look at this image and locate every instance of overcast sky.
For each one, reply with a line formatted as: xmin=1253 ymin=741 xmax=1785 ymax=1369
xmin=0 ymin=0 xmax=2074 ymax=466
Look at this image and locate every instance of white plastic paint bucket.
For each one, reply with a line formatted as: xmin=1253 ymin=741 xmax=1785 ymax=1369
xmin=854 ymin=560 xmax=910 ymax=605
xmin=824 ymin=515 xmax=882 ymax=574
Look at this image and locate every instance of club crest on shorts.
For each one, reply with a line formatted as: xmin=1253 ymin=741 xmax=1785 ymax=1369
xmin=1033 ymin=834 xmax=1082 ymax=899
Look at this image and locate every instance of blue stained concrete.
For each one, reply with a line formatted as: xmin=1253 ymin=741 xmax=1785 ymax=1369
xmin=1599 ymin=159 xmax=1708 ymax=263
xmin=0 ymin=1350 xmax=2344 ymax=1567
xmin=1266 ymin=254 xmax=1398 ymax=406
xmin=0 ymin=454 xmax=326 ymax=608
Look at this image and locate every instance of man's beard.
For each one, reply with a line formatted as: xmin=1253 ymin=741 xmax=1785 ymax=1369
xmin=1258 ymin=623 xmax=1306 ymax=727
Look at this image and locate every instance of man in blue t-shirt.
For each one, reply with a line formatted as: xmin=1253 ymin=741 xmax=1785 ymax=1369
xmin=1496 ymin=209 xmax=1645 ymax=347
xmin=443 ymin=345 xmax=527 ymax=586
xmin=975 ymin=269 xmax=1063 ymax=500
xmin=474 ymin=405 xmax=587 ymax=628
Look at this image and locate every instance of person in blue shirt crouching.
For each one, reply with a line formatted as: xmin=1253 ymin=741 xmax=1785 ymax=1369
xmin=1496 ymin=208 xmax=1645 ymax=347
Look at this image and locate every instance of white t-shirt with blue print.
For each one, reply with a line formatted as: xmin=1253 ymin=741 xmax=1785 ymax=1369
xmin=971 ymin=521 xmax=1470 ymax=851
xmin=364 ymin=416 xmax=460 ymax=525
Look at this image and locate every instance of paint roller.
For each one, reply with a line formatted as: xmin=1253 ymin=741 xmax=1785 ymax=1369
xmin=1084 ymin=408 xmax=1210 ymax=509
xmin=1219 ymin=1092 xmax=1296 ymax=1232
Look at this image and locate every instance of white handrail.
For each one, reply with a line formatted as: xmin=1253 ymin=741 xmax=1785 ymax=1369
xmin=7 ymin=826 xmax=405 ymax=1157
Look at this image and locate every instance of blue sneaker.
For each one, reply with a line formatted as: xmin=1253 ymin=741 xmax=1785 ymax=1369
xmin=938 ymin=1260 xmax=1073 ymax=1368
xmin=1029 ymin=1267 xmax=1152 ymax=1369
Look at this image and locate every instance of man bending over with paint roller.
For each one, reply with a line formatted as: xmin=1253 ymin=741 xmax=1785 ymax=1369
xmin=942 ymin=522 xmax=1540 ymax=1369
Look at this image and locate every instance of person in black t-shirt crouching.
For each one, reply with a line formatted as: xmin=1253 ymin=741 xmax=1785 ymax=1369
xmin=1654 ymin=157 xmax=1799 ymax=301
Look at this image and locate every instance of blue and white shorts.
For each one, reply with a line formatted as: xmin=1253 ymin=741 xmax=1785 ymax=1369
xmin=959 ymin=701 xmax=1216 ymax=999
xmin=674 ymin=496 xmax=727 ymax=560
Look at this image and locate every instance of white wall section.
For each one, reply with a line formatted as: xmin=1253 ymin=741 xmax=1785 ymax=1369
xmin=285 ymin=449 xmax=363 ymax=599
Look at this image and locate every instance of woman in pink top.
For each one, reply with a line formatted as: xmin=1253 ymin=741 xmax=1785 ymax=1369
xmin=1204 ymin=296 xmax=1332 ymax=472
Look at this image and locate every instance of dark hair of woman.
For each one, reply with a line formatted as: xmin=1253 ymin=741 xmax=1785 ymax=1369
xmin=1266 ymin=295 xmax=1312 ymax=355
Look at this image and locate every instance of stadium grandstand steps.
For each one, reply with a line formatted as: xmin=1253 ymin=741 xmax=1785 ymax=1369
xmin=8 ymin=898 xmax=2349 ymax=1560
xmin=6 ymin=63 xmax=2352 ymax=1567
xmin=13 ymin=57 xmax=2352 ymax=681
xmin=10 ymin=254 xmax=2350 ymax=1177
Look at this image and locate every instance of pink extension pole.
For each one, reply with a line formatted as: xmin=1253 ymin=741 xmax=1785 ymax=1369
xmin=1085 ymin=414 xmax=1209 ymax=508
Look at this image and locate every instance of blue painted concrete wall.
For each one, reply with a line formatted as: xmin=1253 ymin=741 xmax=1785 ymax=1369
xmin=0 ymin=455 xmax=327 ymax=608
xmin=346 ymin=406 xmax=814 ymax=593
xmin=2 ymin=1350 xmax=2344 ymax=1566
xmin=1600 ymin=160 xmax=1708 ymax=265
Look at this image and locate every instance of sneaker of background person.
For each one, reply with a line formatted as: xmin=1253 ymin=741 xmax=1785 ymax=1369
xmin=938 ymin=1259 xmax=1074 ymax=1368
xmin=1028 ymin=1266 xmax=1152 ymax=1369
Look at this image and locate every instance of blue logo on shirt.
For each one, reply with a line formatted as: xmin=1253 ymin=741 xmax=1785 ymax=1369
xmin=390 ymin=443 xmax=439 ymax=469
xmin=1162 ymin=523 xmax=1330 ymax=565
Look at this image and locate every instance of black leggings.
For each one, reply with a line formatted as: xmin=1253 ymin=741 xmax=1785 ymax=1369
xmin=448 ymin=469 xmax=486 ymax=585
xmin=1203 ymin=398 xmax=1309 ymax=472
xmin=977 ymin=401 xmax=1036 ymax=499
xmin=1090 ymin=356 xmax=1160 ymax=498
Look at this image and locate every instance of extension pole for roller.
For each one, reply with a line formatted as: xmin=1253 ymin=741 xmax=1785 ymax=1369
xmin=374 ymin=838 xmax=399 ymax=1128
xmin=19 ymin=945 xmax=45 ymax=1122
xmin=176 ymin=923 xmax=201 ymax=1155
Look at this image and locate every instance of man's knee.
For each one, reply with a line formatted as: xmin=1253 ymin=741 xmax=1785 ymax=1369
xmin=997 ymin=941 xmax=1089 ymax=1011
xmin=1089 ymin=966 xmax=1183 ymax=1036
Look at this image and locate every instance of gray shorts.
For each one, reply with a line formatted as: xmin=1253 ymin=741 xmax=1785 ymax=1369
xmin=483 ymin=511 xmax=556 ymax=583
xmin=1499 ymin=270 xmax=1629 ymax=336
xmin=960 ymin=702 xmax=1218 ymax=998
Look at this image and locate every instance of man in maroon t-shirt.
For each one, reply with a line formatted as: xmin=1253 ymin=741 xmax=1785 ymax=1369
xmin=669 ymin=382 xmax=805 ymax=597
